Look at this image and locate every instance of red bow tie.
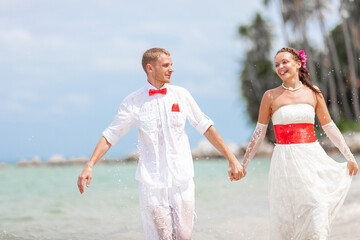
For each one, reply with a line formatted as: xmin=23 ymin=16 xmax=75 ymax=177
xmin=149 ymin=88 xmax=167 ymax=96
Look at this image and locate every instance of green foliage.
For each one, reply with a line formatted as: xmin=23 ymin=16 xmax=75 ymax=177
xmin=330 ymin=25 xmax=348 ymax=73
xmin=281 ymin=0 xmax=314 ymax=29
xmin=239 ymin=12 xmax=278 ymax=142
xmin=331 ymin=23 xmax=360 ymax=121
xmin=337 ymin=118 xmax=360 ymax=133
xmin=239 ymin=0 xmax=360 ymax=135
xmin=342 ymin=0 xmax=360 ymax=20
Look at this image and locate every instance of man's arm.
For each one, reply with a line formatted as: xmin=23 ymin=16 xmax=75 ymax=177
xmin=77 ymin=136 xmax=112 ymax=194
xmin=204 ymin=126 xmax=245 ymax=181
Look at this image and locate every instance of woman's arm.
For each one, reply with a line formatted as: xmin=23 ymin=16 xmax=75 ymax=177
xmin=315 ymin=88 xmax=358 ymax=176
xmin=242 ymin=91 xmax=272 ymax=169
xmin=314 ymin=87 xmax=332 ymax=126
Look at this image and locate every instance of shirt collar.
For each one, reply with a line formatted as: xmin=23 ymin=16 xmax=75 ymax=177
xmin=146 ymin=81 xmax=168 ymax=91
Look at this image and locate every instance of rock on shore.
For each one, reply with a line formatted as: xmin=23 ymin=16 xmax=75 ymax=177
xmin=191 ymin=131 xmax=360 ymax=160
xmin=5 ymin=131 xmax=360 ymax=168
xmin=319 ymin=131 xmax=360 ymax=155
xmin=191 ymin=139 xmax=274 ymax=159
xmin=16 ymin=156 xmax=42 ymax=167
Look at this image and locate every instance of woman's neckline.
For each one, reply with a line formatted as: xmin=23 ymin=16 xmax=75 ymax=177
xmin=272 ymin=103 xmax=314 ymax=117
xmin=281 ymin=81 xmax=303 ymax=91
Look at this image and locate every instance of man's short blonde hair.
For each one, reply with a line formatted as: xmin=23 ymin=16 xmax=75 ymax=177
xmin=142 ymin=48 xmax=170 ymax=74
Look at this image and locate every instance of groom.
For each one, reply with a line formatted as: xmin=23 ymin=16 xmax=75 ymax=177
xmin=77 ymin=47 xmax=245 ymax=239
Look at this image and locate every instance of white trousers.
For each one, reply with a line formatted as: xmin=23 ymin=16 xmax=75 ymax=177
xmin=138 ymin=179 xmax=195 ymax=240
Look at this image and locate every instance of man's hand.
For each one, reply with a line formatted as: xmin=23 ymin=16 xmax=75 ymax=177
xmin=228 ymin=160 xmax=246 ymax=181
xmin=77 ymin=165 xmax=93 ymax=194
xmin=77 ymin=137 xmax=111 ymax=194
xmin=203 ymin=126 xmax=247 ymax=181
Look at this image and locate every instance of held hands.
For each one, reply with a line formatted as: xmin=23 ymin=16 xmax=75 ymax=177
xmin=347 ymin=161 xmax=358 ymax=176
xmin=228 ymin=159 xmax=246 ymax=181
xmin=77 ymin=164 xmax=93 ymax=194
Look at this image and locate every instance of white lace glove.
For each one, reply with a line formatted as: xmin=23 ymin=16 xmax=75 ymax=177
xmin=242 ymin=122 xmax=268 ymax=169
xmin=322 ymin=120 xmax=356 ymax=163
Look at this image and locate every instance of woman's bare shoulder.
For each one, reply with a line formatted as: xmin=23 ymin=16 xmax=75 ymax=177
xmin=308 ymin=84 xmax=324 ymax=99
xmin=264 ymin=86 xmax=282 ymax=99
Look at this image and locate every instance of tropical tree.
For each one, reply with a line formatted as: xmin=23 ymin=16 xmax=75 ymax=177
xmin=280 ymin=0 xmax=319 ymax=86
xmin=314 ymin=0 xmax=352 ymax=121
xmin=241 ymin=0 xmax=360 ymax=133
xmin=341 ymin=0 xmax=360 ymax=61
xmin=339 ymin=0 xmax=360 ymax=124
xmin=238 ymin=13 xmax=278 ymax=142
xmin=263 ymin=0 xmax=290 ymax=45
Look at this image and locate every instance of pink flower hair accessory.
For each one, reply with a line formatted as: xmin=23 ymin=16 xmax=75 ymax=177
xmin=297 ymin=50 xmax=307 ymax=68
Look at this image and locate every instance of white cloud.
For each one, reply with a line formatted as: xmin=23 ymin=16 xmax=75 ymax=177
xmin=0 ymin=89 xmax=41 ymax=115
xmin=51 ymin=93 xmax=92 ymax=115
xmin=92 ymin=56 xmax=138 ymax=72
xmin=0 ymin=29 xmax=31 ymax=42
xmin=0 ymin=101 xmax=25 ymax=114
xmin=91 ymin=37 xmax=149 ymax=72
xmin=0 ymin=29 xmax=75 ymax=52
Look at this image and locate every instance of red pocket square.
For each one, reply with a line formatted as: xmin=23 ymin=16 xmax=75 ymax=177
xmin=171 ymin=103 xmax=180 ymax=112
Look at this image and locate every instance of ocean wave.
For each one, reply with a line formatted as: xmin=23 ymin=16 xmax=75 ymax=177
xmin=0 ymin=230 xmax=28 ymax=240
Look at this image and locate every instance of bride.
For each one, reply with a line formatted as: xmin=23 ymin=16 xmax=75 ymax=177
xmin=242 ymin=47 xmax=358 ymax=239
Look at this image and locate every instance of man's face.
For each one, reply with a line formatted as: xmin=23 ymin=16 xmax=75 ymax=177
xmin=151 ymin=54 xmax=174 ymax=85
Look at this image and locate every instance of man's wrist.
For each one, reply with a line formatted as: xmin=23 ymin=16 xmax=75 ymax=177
xmin=86 ymin=162 xmax=94 ymax=169
xmin=227 ymin=156 xmax=239 ymax=165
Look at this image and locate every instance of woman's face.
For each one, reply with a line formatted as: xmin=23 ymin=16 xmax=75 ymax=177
xmin=274 ymin=52 xmax=301 ymax=81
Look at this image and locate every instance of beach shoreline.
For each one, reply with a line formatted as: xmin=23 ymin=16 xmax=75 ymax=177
xmin=2 ymin=130 xmax=360 ymax=169
xmin=0 ymin=159 xmax=359 ymax=240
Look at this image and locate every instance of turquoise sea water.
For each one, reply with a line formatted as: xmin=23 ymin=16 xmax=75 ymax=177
xmin=1 ymin=157 xmax=359 ymax=240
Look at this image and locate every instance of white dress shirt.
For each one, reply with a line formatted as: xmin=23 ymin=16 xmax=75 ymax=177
xmin=102 ymin=83 xmax=214 ymax=187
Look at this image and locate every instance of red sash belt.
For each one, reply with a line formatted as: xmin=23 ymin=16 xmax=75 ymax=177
xmin=274 ymin=123 xmax=316 ymax=144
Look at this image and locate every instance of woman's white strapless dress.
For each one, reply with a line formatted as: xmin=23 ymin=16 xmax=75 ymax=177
xmin=269 ymin=104 xmax=352 ymax=240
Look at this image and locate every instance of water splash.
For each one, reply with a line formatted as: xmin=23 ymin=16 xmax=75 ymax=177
xmin=0 ymin=230 xmax=25 ymax=240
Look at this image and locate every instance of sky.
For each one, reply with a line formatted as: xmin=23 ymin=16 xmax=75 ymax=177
xmin=0 ymin=0 xmax=340 ymax=162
